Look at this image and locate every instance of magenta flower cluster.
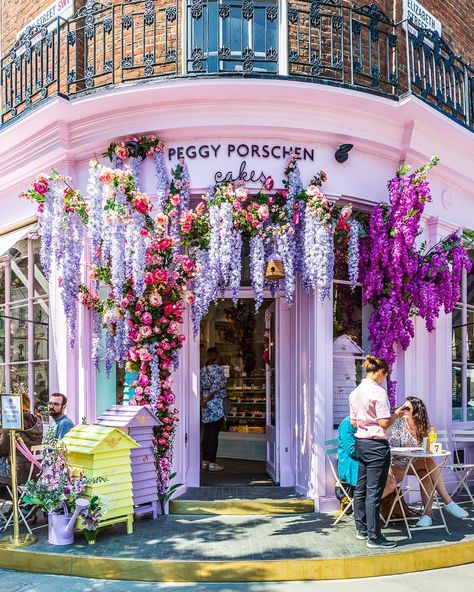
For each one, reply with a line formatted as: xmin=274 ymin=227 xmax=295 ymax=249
xmin=360 ymin=157 xmax=471 ymax=403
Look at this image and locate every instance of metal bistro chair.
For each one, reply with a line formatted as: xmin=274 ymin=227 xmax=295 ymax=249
xmin=324 ymin=438 xmax=354 ymax=525
xmin=448 ymin=429 xmax=474 ymax=506
xmin=1 ymin=444 xmax=44 ymax=534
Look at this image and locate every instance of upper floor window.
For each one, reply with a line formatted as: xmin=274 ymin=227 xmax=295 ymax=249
xmin=452 ymin=250 xmax=474 ymax=422
xmin=0 ymin=232 xmax=49 ymax=421
xmin=187 ymin=0 xmax=279 ymax=74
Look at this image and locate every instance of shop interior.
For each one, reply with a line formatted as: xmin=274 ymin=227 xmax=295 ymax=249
xmin=200 ymin=298 xmax=274 ymax=486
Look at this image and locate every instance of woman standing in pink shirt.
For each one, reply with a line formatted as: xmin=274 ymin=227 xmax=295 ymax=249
xmin=349 ymin=355 xmax=405 ymax=549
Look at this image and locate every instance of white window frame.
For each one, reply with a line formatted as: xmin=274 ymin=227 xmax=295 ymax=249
xmin=0 ymin=234 xmax=49 ymax=414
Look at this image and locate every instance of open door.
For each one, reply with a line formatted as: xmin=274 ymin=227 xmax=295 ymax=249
xmin=265 ymin=301 xmax=279 ymax=481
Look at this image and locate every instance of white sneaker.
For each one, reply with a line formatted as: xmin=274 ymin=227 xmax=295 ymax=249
xmin=416 ymin=515 xmax=433 ymax=527
xmin=445 ymin=501 xmax=469 ymax=519
xmin=208 ymin=463 xmax=224 ymax=472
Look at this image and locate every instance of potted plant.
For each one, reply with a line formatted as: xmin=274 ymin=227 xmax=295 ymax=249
xmin=23 ymin=427 xmax=106 ymax=545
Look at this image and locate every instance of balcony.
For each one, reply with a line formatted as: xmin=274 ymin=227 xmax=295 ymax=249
xmin=1 ymin=0 xmax=473 ymax=131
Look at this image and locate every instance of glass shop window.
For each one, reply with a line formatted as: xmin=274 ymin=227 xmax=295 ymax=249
xmin=0 ymin=234 xmax=49 ymax=420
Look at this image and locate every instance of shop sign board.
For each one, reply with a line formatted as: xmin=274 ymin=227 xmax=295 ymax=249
xmin=0 ymin=395 xmax=23 ymax=430
xmin=402 ymin=0 xmax=442 ymax=35
xmin=167 ymin=141 xmax=317 ymax=186
xmin=16 ymin=0 xmax=74 ymax=40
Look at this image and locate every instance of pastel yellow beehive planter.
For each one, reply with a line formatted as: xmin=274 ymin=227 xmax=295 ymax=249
xmin=62 ymin=424 xmax=139 ymax=540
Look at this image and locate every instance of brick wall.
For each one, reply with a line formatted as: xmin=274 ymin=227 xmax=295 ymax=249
xmin=2 ymin=1 xmax=472 ymax=65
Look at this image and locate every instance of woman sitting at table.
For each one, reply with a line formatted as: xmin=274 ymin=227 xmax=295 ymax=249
xmin=389 ymin=396 xmax=469 ymax=527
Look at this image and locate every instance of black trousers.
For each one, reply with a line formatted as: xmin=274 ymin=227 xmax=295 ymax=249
xmin=354 ymin=438 xmax=391 ymax=541
xmin=201 ymin=418 xmax=224 ymax=463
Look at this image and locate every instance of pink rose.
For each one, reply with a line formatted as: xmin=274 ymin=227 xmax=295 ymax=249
xmin=236 ymin=187 xmax=248 ymax=202
xmin=170 ymin=194 xmax=180 ymax=206
xmin=264 ymin=176 xmax=274 ymax=191
xmin=340 ymin=204 xmax=352 ymax=220
xmin=99 ymin=168 xmax=113 ymax=185
xmin=140 ymin=325 xmax=153 ymax=338
xmin=115 ymin=143 xmax=129 ymax=160
xmin=33 ymin=175 xmax=49 ymax=195
xmin=149 ymin=292 xmax=162 ymax=307
xmin=134 ymin=386 xmax=144 ymax=395
xmin=144 ymin=272 xmax=156 ymax=286
xmin=139 ymin=349 xmax=152 ymax=362
xmin=155 ymin=212 xmax=169 ymax=226
xmin=257 ymin=204 xmax=269 ymax=220
xmin=141 ymin=312 xmax=153 ymax=326
xmin=181 ymin=257 xmax=194 ymax=273
xmin=158 ymin=238 xmax=172 ymax=251
xmin=154 ymin=269 xmax=168 ymax=283
xmin=138 ymin=374 xmax=150 ymax=387
xmin=183 ymin=291 xmax=195 ymax=304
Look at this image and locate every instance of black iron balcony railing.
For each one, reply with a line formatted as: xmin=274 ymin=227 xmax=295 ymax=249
xmin=1 ymin=0 xmax=473 ymax=131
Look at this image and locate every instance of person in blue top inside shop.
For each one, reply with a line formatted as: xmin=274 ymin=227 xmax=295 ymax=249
xmin=200 ymin=347 xmax=227 ymax=472
xmin=48 ymin=393 xmax=75 ymax=440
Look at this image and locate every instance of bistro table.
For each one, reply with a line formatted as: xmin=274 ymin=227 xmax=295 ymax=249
xmin=384 ymin=447 xmax=451 ymax=539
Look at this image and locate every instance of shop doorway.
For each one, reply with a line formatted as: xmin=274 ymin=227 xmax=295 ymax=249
xmin=200 ymin=297 xmax=276 ymax=486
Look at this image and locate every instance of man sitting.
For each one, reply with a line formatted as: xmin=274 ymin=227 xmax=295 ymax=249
xmin=48 ymin=393 xmax=75 ymax=439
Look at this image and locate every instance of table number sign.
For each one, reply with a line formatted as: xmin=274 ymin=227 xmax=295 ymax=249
xmin=0 ymin=395 xmax=23 ymax=430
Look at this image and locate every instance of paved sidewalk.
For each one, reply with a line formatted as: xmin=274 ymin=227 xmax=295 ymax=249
xmin=1 ymin=564 xmax=473 ymax=591
xmin=3 ymin=509 xmax=473 ymax=561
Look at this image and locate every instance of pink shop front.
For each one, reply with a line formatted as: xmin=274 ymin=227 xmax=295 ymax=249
xmin=1 ymin=80 xmax=474 ymax=505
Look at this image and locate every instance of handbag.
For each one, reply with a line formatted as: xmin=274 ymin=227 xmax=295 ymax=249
xmin=223 ymin=395 xmax=231 ymax=416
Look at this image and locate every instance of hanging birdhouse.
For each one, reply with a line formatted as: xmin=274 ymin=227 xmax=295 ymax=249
xmin=265 ymin=253 xmax=285 ymax=281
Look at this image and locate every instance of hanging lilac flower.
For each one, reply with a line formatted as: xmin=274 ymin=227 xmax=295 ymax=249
xmin=302 ymin=213 xmax=319 ymax=293
xmin=276 ymin=233 xmax=296 ymax=305
xmin=114 ymin=311 xmax=130 ymax=363
xmin=192 ymin=249 xmax=214 ymax=337
xmin=286 ymin=157 xmax=303 ymax=217
xmin=130 ymin=210 xmax=149 ymax=296
xmin=86 ymin=162 xmax=103 ymax=266
xmin=250 ymin=235 xmax=265 ymax=309
xmin=219 ymin=202 xmax=234 ymax=285
xmin=38 ymin=186 xmax=54 ymax=277
xmin=51 ymin=180 xmax=65 ymax=266
xmin=348 ymin=218 xmax=360 ymax=290
xmin=60 ymin=213 xmax=83 ymax=347
xmin=110 ymin=216 xmax=126 ymax=304
xmin=129 ymin=156 xmax=143 ymax=191
xmin=92 ymin=310 xmax=102 ymax=368
xmin=104 ymin=328 xmax=115 ymax=375
xmin=179 ymin=159 xmax=191 ymax=212
xmin=208 ymin=205 xmax=221 ymax=295
xmin=315 ymin=220 xmax=335 ymax=301
xmin=229 ymin=232 xmax=242 ymax=303
xmin=153 ymin=148 xmax=169 ymax=211
xmin=111 ymin=154 xmax=124 ymax=170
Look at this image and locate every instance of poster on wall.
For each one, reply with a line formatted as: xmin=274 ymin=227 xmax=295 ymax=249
xmin=0 ymin=395 xmax=23 ymax=430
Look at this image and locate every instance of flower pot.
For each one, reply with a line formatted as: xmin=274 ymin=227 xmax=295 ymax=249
xmin=48 ymin=512 xmax=75 ymax=546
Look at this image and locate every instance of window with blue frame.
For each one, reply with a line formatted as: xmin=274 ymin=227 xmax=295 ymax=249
xmin=187 ymin=0 xmax=279 ymax=74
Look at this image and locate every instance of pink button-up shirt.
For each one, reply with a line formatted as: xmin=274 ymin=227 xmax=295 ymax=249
xmin=349 ymin=378 xmax=391 ymax=440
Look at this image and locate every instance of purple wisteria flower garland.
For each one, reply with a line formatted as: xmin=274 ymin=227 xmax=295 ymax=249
xmin=348 ymin=219 xmax=360 ymax=289
xmin=153 ymin=147 xmax=169 ymax=212
xmin=359 ymin=157 xmax=472 ymax=404
xmin=250 ymin=235 xmax=265 ymax=310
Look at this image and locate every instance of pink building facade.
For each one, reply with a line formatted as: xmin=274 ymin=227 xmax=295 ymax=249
xmin=1 ymin=2 xmax=474 ymax=506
